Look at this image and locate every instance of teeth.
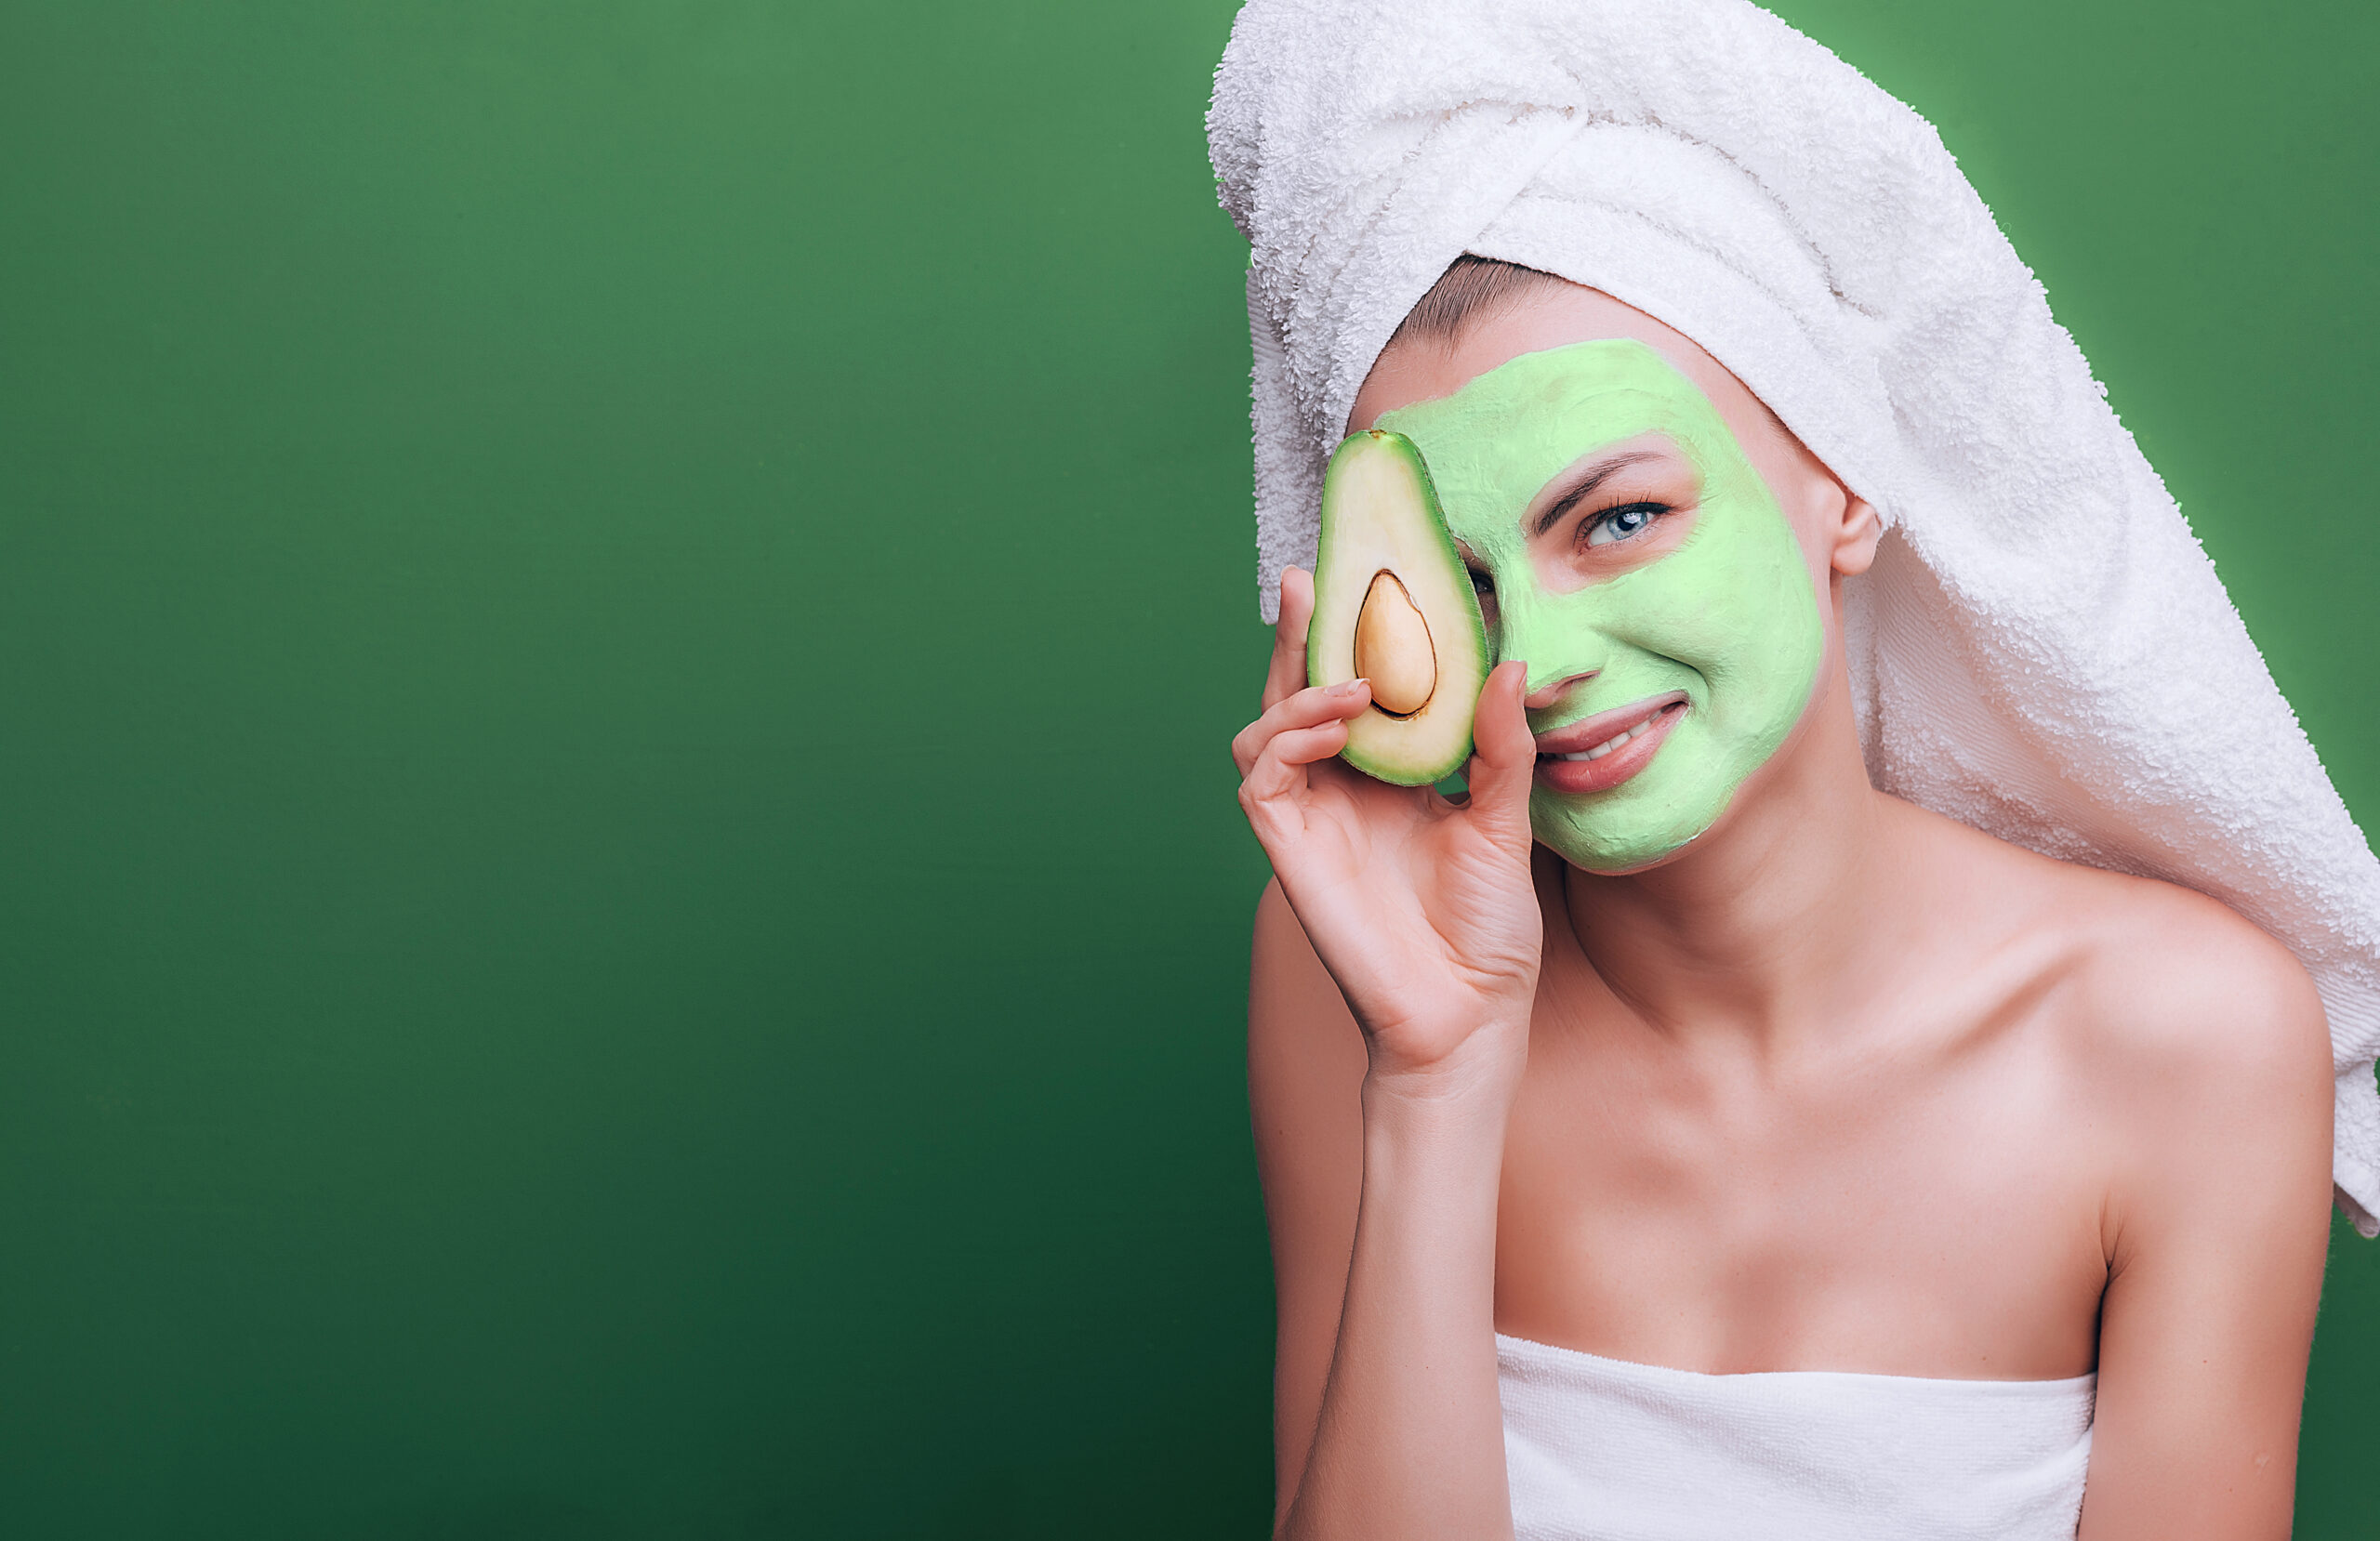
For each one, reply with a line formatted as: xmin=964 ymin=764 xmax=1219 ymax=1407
xmin=1554 ymin=712 xmax=1664 ymax=762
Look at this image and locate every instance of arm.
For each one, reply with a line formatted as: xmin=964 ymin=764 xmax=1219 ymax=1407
xmin=1248 ymin=879 xmax=1363 ymax=1515
xmin=1235 ymin=569 xmax=1540 ymax=1540
xmin=1250 ymin=883 xmax=1518 ymax=1540
xmin=2075 ymin=915 xmax=2335 ymax=1541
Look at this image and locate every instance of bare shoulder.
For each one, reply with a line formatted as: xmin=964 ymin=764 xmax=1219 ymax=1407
xmin=2034 ymin=850 xmax=2327 ymax=1100
xmin=1898 ymin=801 xmax=2332 ymax=1208
xmin=1899 ymin=800 xmax=2325 ymax=1070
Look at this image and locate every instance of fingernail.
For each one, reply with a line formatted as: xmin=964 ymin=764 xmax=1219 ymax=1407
xmin=1329 ymin=678 xmax=1368 ymax=698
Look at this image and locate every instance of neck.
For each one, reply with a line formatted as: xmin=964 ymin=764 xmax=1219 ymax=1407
xmin=1560 ymin=676 xmax=1908 ymax=1051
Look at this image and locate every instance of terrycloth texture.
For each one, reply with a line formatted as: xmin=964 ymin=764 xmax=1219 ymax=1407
xmin=1208 ymin=0 xmax=2380 ymax=1231
xmin=1499 ymin=1334 xmax=2095 ymax=1540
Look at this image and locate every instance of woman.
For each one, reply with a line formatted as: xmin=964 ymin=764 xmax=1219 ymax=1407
xmin=1210 ymin=2 xmax=2378 ymax=1537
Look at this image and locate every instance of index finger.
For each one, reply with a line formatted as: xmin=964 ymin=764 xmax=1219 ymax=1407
xmin=1261 ymin=567 xmax=1317 ymax=712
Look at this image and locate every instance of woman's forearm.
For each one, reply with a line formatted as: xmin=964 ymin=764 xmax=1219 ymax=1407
xmin=1281 ymin=1074 xmax=1516 ymax=1541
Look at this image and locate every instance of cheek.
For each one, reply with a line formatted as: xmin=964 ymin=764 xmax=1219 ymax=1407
xmin=1681 ymin=531 xmax=1826 ymax=727
xmin=1555 ymin=567 xmax=1745 ymax=672
xmin=1491 ymin=580 xmax=1611 ymax=669
xmin=1634 ymin=518 xmax=1811 ymax=660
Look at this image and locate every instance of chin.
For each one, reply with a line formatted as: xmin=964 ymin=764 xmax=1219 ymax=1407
xmin=1534 ymin=815 xmax=1710 ymax=876
xmin=1529 ymin=766 xmax=1724 ymax=875
xmin=1568 ymin=843 xmax=1698 ymax=877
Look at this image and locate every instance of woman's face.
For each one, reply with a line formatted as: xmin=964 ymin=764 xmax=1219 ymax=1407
xmin=1353 ymin=289 xmax=1854 ymax=873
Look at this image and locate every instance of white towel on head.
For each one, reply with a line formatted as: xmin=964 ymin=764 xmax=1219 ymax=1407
xmin=1207 ymin=0 xmax=2380 ymax=1231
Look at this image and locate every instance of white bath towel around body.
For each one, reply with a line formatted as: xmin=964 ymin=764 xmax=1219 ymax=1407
xmin=1499 ymin=1333 xmax=2095 ymax=1540
xmin=1207 ymin=0 xmax=2380 ymax=1230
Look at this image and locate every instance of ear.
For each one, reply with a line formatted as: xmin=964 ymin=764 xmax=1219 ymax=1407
xmin=1831 ymin=494 xmax=1882 ymax=577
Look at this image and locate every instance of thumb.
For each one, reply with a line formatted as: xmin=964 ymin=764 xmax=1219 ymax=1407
xmin=1463 ymin=661 xmax=1537 ymax=849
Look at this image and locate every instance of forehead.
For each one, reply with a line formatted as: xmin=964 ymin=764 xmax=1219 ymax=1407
xmin=1373 ymin=340 xmax=1739 ymax=555
xmin=1376 ymin=339 xmax=1709 ymax=441
xmin=1376 ymin=341 xmax=1719 ymax=492
xmin=1349 ymin=282 xmax=1778 ymax=451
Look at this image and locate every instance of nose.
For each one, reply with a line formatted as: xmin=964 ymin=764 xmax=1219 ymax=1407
xmin=1496 ymin=578 xmax=1609 ymax=714
xmin=1524 ymin=671 xmax=1596 ymax=712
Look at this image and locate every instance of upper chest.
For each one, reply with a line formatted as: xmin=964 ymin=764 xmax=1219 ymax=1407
xmin=1492 ymin=973 xmax=2114 ymax=1377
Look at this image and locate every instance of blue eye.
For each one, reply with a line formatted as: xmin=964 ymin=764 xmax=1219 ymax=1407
xmin=1584 ymin=502 xmax=1664 ymax=548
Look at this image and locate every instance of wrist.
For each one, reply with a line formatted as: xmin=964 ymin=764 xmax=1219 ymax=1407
xmin=1361 ymin=1019 xmax=1527 ymax=1124
xmin=1356 ymin=1061 xmax=1514 ymax=1216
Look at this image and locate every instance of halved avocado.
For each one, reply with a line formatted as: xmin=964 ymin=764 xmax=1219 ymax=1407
xmin=1306 ymin=430 xmax=1489 ymax=786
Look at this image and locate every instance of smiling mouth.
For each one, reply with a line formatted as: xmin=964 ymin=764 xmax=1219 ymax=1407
xmin=1531 ymin=694 xmax=1688 ymax=793
xmin=1534 ymin=694 xmax=1687 ymax=757
xmin=1549 ymin=707 xmax=1675 ymax=760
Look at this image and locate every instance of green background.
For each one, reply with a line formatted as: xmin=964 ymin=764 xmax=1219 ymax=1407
xmin=0 ymin=1 xmax=2371 ymax=1534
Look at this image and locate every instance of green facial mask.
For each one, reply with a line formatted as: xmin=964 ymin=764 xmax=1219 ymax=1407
xmin=1375 ymin=339 xmax=1824 ymax=872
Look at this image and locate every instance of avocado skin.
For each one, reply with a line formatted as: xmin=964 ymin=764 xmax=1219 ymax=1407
xmin=1306 ymin=430 xmax=1490 ymax=786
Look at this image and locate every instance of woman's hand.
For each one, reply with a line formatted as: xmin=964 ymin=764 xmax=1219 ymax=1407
xmin=1234 ymin=568 xmax=1543 ymax=1097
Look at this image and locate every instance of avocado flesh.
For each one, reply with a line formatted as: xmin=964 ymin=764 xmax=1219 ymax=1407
xmin=1306 ymin=430 xmax=1490 ymax=785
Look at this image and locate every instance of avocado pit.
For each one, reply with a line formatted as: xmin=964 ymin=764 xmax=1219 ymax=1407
xmin=1354 ymin=570 xmax=1437 ymax=718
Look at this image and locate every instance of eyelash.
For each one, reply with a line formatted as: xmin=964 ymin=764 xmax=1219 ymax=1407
xmin=1580 ymin=500 xmax=1670 ymax=548
xmin=1467 ymin=497 xmax=1675 ymax=596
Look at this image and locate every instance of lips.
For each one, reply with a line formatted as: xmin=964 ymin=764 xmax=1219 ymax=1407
xmin=1533 ymin=692 xmax=1688 ymax=796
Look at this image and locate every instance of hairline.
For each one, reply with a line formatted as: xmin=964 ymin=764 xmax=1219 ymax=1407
xmin=1379 ymin=255 xmax=1810 ymax=477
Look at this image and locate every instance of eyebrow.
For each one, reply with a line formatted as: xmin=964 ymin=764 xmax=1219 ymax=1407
xmin=1528 ymin=450 xmax=1666 ymax=538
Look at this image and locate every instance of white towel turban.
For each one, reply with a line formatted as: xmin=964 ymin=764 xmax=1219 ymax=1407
xmin=1207 ymin=0 xmax=2380 ymax=1231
